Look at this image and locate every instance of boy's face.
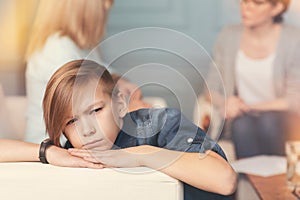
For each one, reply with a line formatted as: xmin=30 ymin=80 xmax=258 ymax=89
xmin=63 ymin=80 xmax=127 ymax=150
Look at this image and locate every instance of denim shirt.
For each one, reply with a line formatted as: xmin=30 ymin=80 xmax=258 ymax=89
xmin=65 ymin=108 xmax=232 ymax=200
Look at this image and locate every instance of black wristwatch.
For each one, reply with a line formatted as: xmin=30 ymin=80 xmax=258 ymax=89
xmin=39 ymin=138 xmax=53 ymax=164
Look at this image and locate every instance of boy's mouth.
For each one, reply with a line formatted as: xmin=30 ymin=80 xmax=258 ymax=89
xmin=82 ymin=139 xmax=104 ymax=149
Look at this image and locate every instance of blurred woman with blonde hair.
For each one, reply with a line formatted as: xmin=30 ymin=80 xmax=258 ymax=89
xmin=25 ymin=0 xmax=149 ymax=143
xmin=25 ymin=0 xmax=113 ymax=58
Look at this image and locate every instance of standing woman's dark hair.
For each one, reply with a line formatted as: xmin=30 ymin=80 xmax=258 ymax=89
xmin=269 ymin=0 xmax=291 ymax=23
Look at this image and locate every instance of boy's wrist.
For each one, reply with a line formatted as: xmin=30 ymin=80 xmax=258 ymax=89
xmin=133 ymin=145 xmax=160 ymax=167
xmin=131 ymin=145 xmax=159 ymax=154
xmin=45 ymin=145 xmax=62 ymax=164
xmin=123 ymin=145 xmax=157 ymax=167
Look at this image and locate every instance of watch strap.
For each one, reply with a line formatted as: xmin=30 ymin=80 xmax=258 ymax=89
xmin=39 ymin=138 xmax=53 ymax=164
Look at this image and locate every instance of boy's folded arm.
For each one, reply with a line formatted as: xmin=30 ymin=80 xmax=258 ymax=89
xmin=0 ymin=139 xmax=102 ymax=169
xmin=0 ymin=139 xmax=40 ymax=162
xmin=69 ymin=145 xmax=237 ymax=196
xmin=134 ymin=145 xmax=237 ymax=196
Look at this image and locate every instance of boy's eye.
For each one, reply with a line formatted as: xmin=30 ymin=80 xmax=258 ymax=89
xmin=66 ymin=118 xmax=78 ymax=126
xmin=90 ymin=107 xmax=103 ymax=114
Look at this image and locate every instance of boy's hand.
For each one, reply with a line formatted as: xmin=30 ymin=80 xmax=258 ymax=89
xmin=68 ymin=145 xmax=181 ymax=170
xmin=68 ymin=147 xmax=142 ymax=168
xmin=46 ymin=145 xmax=104 ymax=169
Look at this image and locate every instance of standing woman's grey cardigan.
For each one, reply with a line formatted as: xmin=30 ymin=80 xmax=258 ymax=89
xmin=211 ymin=23 xmax=300 ymax=112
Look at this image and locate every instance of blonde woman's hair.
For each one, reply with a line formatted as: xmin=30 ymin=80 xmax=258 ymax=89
xmin=43 ymin=59 xmax=117 ymax=146
xmin=25 ymin=0 xmax=113 ymax=60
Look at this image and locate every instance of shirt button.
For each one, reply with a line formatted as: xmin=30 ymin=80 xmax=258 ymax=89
xmin=187 ymin=138 xmax=193 ymax=143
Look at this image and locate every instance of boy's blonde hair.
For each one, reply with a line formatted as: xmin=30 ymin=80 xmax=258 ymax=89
xmin=43 ymin=59 xmax=117 ymax=146
xmin=26 ymin=0 xmax=113 ymax=60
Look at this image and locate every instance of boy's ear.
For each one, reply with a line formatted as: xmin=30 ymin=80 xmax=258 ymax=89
xmin=116 ymin=92 xmax=128 ymax=118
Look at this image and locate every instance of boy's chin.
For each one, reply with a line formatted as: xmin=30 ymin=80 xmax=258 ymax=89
xmin=80 ymin=139 xmax=114 ymax=150
xmin=84 ymin=143 xmax=114 ymax=151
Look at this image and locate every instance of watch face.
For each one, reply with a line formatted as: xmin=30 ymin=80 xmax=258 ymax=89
xmin=43 ymin=139 xmax=52 ymax=144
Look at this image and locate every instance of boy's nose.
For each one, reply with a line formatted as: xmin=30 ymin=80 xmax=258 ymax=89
xmin=83 ymin=127 xmax=96 ymax=137
xmin=80 ymin=117 xmax=97 ymax=137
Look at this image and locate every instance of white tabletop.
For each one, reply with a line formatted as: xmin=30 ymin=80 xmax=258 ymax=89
xmin=0 ymin=162 xmax=183 ymax=200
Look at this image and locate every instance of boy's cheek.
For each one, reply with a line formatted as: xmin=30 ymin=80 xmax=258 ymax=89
xmin=64 ymin=130 xmax=83 ymax=148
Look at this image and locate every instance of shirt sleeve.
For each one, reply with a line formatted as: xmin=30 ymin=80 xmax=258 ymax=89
xmin=156 ymin=108 xmax=227 ymax=160
xmin=285 ymin=28 xmax=300 ymax=112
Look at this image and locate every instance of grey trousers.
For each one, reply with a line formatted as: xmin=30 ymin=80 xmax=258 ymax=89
xmin=231 ymin=111 xmax=287 ymax=159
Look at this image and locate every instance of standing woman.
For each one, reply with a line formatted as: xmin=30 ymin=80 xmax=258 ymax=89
xmin=212 ymin=0 xmax=300 ymax=158
xmin=25 ymin=0 xmax=113 ymax=143
xmin=25 ymin=0 xmax=149 ymax=143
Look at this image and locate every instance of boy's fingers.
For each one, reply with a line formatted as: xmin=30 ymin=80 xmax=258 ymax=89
xmin=83 ymin=156 xmax=100 ymax=163
xmin=87 ymin=162 xmax=104 ymax=169
xmin=77 ymin=159 xmax=104 ymax=169
xmin=69 ymin=151 xmax=91 ymax=157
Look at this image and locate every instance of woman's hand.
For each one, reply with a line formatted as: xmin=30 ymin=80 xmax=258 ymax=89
xmin=225 ymin=96 xmax=249 ymax=119
xmin=46 ymin=145 xmax=104 ymax=169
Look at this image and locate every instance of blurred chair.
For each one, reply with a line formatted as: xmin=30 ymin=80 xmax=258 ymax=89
xmin=193 ymin=95 xmax=236 ymax=162
xmin=0 ymin=85 xmax=26 ymax=140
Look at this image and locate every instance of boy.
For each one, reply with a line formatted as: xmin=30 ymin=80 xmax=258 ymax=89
xmin=43 ymin=59 xmax=236 ymax=200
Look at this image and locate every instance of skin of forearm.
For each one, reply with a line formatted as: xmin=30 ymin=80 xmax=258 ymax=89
xmin=132 ymin=145 xmax=237 ymax=195
xmin=0 ymin=140 xmax=39 ymax=162
xmin=249 ymin=98 xmax=288 ymax=111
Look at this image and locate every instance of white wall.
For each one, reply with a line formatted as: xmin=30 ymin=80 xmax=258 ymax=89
xmin=0 ymin=0 xmax=299 ymax=110
xmin=104 ymin=0 xmax=300 ymax=119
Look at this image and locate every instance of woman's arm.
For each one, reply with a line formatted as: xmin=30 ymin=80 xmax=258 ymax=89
xmin=248 ymin=98 xmax=288 ymax=112
xmin=227 ymin=97 xmax=287 ymax=116
xmin=68 ymin=145 xmax=237 ymax=195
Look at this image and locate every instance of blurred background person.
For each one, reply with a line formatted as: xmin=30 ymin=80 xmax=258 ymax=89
xmin=25 ymin=0 xmax=150 ymax=143
xmin=211 ymin=0 xmax=300 ymax=158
